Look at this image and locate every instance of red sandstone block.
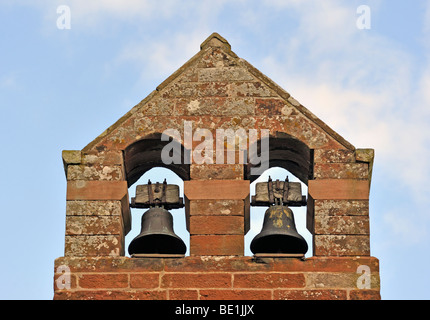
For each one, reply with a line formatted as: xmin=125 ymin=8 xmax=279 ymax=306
xmin=314 ymin=200 xmax=369 ymax=216
xmin=161 ymin=273 xmax=231 ymax=289
xmin=176 ymin=97 xmax=255 ymax=116
xmin=190 ymin=164 xmax=243 ymax=180
xmin=313 ymin=163 xmax=368 ymax=179
xmin=190 ymin=216 xmax=244 ymax=235
xmin=233 ymin=273 xmax=305 ymax=288
xmin=255 ymin=98 xmax=287 ymax=116
xmin=65 ymin=216 xmax=122 ymax=235
xmin=67 ymin=164 xmax=123 ymax=181
xmin=82 ymin=151 xmax=124 ymax=166
xmin=66 ymin=180 xmax=128 ymax=201
xmin=314 ymin=215 xmax=370 ymax=235
xmin=197 ymin=47 xmax=236 ymax=68
xmin=184 ymin=180 xmax=250 ymax=200
xmin=313 ymin=149 xmax=356 ymax=163
xmin=64 ymin=235 xmax=124 ymax=257
xmin=198 ymin=67 xmax=254 ymax=82
xmin=189 ymin=199 xmax=244 ymax=216
xmin=230 ymin=81 xmax=276 ymax=98
xmin=66 ymin=200 xmax=123 ymax=216
xmin=190 ymin=235 xmax=244 ymax=256
xmin=308 ymin=179 xmax=369 ymax=200
xmin=130 ymin=273 xmax=160 ymax=289
xmin=314 ymin=235 xmax=370 ymax=256
xmin=54 ymin=290 xmax=167 ymax=300
xmin=306 ymin=272 xmax=358 ymax=289
xmin=163 ymin=256 xmax=273 ymax=273
xmin=54 ymin=256 xmax=164 ymax=273
xmin=78 ymin=273 xmax=128 ymax=289
xmin=349 ymin=289 xmax=381 ymax=300
xmin=168 ymin=289 xmax=199 ymax=300
xmin=54 ymin=273 xmax=77 ymax=290
xmin=161 ymin=82 xmax=229 ymax=99
xmin=199 ymin=289 xmax=272 ymax=300
xmin=271 ymin=256 xmax=380 ymax=273
xmin=274 ymin=289 xmax=348 ymax=300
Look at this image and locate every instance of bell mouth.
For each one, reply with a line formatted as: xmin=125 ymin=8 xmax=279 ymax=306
xmin=250 ymin=234 xmax=308 ymax=255
xmin=128 ymin=233 xmax=186 ymax=255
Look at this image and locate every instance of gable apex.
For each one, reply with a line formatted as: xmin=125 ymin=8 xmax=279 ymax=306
xmin=82 ymin=33 xmax=355 ymax=153
xmin=200 ymin=32 xmax=231 ymax=51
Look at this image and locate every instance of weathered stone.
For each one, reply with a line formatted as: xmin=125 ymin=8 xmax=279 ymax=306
xmin=200 ymin=33 xmax=231 ymax=51
xmin=66 ymin=200 xmax=122 ymax=216
xmin=65 ymin=216 xmax=122 ymax=235
xmin=229 ymin=82 xmax=275 ymax=97
xmin=56 ymin=33 xmax=379 ymax=300
xmin=65 ymin=235 xmax=124 ymax=256
xmin=198 ymin=67 xmax=255 ymax=82
xmin=197 ymin=47 xmax=237 ymax=68
xmin=189 ymin=199 xmax=244 ymax=216
xmin=190 ymin=164 xmax=243 ymax=180
xmin=314 ymin=200 xmax=369 ymax=216
xmin=314 ymin=235 xmax=370 ymax=256
xmin=314 ymin=215 xmax=369 ymax=235
xmin=137 ymin=97 xmax=175 ymax=116
xmin=62 ymin=150 xmax=82 ymax=165
xmin=306 ymin=272 xmax=379 ymax=290
xmin=314 ymin=149 xmax=356 ymax=163
xmin=313 ymin=163 xmax=368 ymax=179
xmin=176 ymin=97 xmax=255 ymax=116
xmin=355 ymin=148 xmax=374 ymax=163
xmin=161 ymin=82 xmax=229 ymax=98
xmin=67 ymin=164 xmax=123 ymax=181
xmin=81 ymin=152 xmax=123 ymax=166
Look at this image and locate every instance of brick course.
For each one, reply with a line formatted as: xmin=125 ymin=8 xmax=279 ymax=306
xmin=54 ymin=256 xmax=380 ymax=300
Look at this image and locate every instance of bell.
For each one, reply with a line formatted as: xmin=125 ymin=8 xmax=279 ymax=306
xmin=250 ymin=205 xmax=308 ymax=254
xmin=128 ymin=207 xmax=186 ymax=255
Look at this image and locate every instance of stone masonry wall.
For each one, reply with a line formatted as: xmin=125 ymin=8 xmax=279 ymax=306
xmin=55 ymin=33 xmax=380 ymax=300
xmin=54 ymin=256 xmax=380 ymax=300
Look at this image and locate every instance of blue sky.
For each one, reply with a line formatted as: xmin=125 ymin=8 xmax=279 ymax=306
xmin=1 ymin=0 xmax=429 ymax=300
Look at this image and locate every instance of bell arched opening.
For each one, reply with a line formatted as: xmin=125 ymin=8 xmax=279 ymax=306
xmin=123 ymin=132 xmax=191 ymax=187
xmin=245 ymin=132 xmax=312 ymax=184
xmin=123 ymin=133 xmax=190 ymax=256
xmin=125 ymin=167 xmax=190 ymax=257
xmin=245 ymin=167 xmax=313 ymax=257
xmin=244 ymin=132 xmax=313 ymax=257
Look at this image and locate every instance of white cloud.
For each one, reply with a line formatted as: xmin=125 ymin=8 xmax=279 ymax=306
xmin=247 ymin=1 xmax=430 ymax=249
xmin=0 ymin=74 xmax=17 ymax=89
xmin=40 ymin=0 xmax=231 ymax=30
xmin=255 ymin=2 xmax=429 ymax=196
xmin=116 ymin=30 xmax=210 ymax=86
xmin=383 ymin=209 xmax=428 ymax=246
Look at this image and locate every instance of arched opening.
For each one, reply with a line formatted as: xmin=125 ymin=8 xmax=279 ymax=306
xmin=245 ymin=167 xmax=313 ymax=257
xmin=245 ymin=132 xmax=312 ymax=184
xmin=245 ymin=132 xmax=313 ymax=257
xmin=123 ymin=132 xmax=190 ymax=187
xmin=125 ymin=167 xmax=190 ymax=257
xmin=123 ymin=133 xmax=190 ymax=256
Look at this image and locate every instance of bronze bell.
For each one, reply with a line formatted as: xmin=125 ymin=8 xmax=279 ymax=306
xmin=128 ymin=207 xmax=186 ymax=255
xmin=250 ymin=205 xmax=308 ymax=255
